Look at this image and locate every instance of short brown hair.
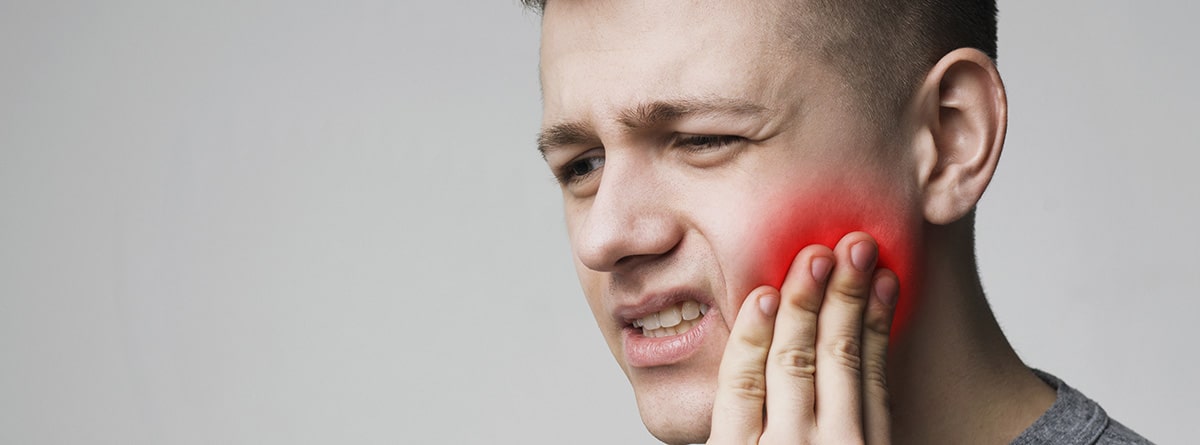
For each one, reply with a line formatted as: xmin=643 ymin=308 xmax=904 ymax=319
xmin=520 ymin=0 xmax=998 ymax=130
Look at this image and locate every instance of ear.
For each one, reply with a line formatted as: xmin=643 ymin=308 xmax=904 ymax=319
xmin=908 ymin=48 xmax=1007 ymax=225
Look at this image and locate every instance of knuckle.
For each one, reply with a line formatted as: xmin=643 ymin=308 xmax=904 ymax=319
xmin=827 ymin=270 xmax=872 ymax=303
xmin=865 ymin=310 xmax=894 ymax=335
xmin=734 ymin=328 xmax=773 ymax=352
xmin=781 ymin=287 xmax=823 ymax=314
xmin=825 ymin=335 xmax=863 ymax=374
xmin=774 ymin=346 xmax=818 ymax=380
xmin=864 ymin=359 xmax=889 ymax=397
xmin=829 ymin=284 xmax=870 ymax=305
xmin=724 ymin=370 xmax=768 ymax=401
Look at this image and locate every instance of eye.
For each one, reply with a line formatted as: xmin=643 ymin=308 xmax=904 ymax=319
xmin=556 ymin=154 xmax=605 ymax=185
xmin=674 ymin=134 xmax=746 ymax=152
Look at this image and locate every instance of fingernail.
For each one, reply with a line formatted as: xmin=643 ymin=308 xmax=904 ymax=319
xmin=758 ymin=293 xmax=779 ymax=317
xmin=811 ymin=256 xmax=832 ymax=282
xmin=874 ymin=275 xmax=899 ymax=307
xmin=851 ymin=241 xmax=876 ymax=272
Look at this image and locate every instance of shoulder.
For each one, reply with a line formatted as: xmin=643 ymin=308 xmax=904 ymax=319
xmin=1094 ymin=419 xmax=1154 ymax=445
xmin=1011 ymin=370 xmax=1154 ymax=445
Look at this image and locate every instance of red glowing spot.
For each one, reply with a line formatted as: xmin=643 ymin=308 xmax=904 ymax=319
xmin=756 ymin=182 xmax=922 ymax=337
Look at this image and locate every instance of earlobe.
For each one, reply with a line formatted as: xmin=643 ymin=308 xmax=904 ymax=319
xmin=910 ymin=48 xmax=1007 ymax=225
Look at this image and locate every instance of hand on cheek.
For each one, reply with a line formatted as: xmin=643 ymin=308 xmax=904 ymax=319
xmin=709 ymin=232 xmax=898 ymax=444
xmin=747 ymin=184 xmax=919 ymax=337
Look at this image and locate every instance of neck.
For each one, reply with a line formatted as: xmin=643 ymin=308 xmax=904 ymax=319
xmin=887 ymin=218 xmax=1056 ymax=445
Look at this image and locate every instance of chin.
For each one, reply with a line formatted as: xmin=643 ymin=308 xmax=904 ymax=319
xmin=628 ymin=366 xmax=718 ymax=445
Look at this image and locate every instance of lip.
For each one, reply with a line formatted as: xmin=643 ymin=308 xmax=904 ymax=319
xmin=623 ymin=310 xmax=715 ymax=367
xmin=615 ymin=288 xmax=717 ymax=368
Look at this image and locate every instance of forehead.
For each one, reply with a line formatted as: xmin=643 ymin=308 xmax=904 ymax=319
xmin=538 ymin=0 xmax=821 ymax=125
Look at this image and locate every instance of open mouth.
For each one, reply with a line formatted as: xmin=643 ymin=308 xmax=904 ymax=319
xmin=631 ymin=300 xmax=710 ymax=338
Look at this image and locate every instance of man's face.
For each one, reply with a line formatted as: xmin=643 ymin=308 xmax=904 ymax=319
xmin=539 ymin=1 xmax=922 ymax=442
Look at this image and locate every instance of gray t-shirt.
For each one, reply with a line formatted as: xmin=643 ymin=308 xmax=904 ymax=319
xmin=1011 ymin=370 xmax=1153 ymax=444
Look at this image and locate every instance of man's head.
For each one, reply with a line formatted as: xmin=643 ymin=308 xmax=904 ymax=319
xmin=526 ymin=0 xmax=997 ymax=130
xmin=529 ymin=1 xmax=1004 ymax=442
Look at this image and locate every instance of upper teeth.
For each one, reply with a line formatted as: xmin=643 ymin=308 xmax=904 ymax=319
xmin=632 ymin=301 xmax=709 ymax=331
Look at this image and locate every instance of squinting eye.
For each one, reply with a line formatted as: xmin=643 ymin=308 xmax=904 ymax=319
xmin=675 ymin=134 xmax=746 ymax=151
xmin=557 ymin=156 xmax=605 ymax=185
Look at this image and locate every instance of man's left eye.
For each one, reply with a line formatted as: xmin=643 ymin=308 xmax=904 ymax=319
xmin=674 ymin=134 xmax=746 ymax=151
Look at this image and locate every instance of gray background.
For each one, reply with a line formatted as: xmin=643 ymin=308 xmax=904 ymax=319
xmin=1 ymin=1 xmax=1195 ymax=444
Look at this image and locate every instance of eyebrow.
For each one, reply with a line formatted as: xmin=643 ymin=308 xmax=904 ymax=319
xmin=537 ymin=121 xmax=594 ymax=159
xmin=536 ymin=97 xmax=769 ymax=157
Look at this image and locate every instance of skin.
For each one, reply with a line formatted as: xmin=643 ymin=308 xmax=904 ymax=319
xmin=537 ymin=1 xmax=1057 ymax=443
xmin=707 ymin=236 xmax=900 ymax=444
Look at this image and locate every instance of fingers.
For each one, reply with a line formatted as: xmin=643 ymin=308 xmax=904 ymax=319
xmin=760 ymin=244 xmax=833 ymax=443
xmin=708 ymin=286 xmax=781 ymax=443
xmin=863 ymin=269 xmax=898 ymax=445
xmin=709 ymin=232 xmax=898 ymax=445
xmin=813 ymin=233 xmax=878 ymax=440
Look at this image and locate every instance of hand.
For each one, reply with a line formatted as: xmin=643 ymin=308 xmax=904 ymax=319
xmin=708 ymin=232 xmax=898 ymax=444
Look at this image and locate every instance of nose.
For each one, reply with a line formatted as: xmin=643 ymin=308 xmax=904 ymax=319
xmin=573 ymin=159 xmax=683 ymax=273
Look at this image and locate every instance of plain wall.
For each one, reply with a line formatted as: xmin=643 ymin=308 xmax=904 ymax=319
xmin=1 ymin=1 xmax=1195 ymax=443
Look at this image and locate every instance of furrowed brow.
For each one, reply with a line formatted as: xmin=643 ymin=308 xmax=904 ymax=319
xmin=537 ymin=121 xmax=595 ymax=159
xmin=617 ymin=98 xmax=769 ymax=129
xmin=536 ymin=98 xmax=769 ymax=157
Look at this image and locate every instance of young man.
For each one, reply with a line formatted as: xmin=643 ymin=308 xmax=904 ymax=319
xmin=525 ymin=1 xmax=1152 ymax=443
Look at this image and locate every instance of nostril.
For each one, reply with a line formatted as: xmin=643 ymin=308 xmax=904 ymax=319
xmin=613 ymin=254 xmax=638 ymax=268
xmin=611 ymin=239 xmax=681 ymax=271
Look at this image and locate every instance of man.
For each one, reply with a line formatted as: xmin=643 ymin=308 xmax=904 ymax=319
xmin=524 ymin=1 xmax=1152 ymax=443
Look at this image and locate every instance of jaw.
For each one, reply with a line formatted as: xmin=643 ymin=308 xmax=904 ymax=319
xmin=576 ymin=264 xmax=730 ymax=443
xmin=624 ymin=331 xmax=727 ymax=445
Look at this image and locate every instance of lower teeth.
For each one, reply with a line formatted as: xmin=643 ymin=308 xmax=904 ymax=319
xmin=642 ymin=318 xmax=697 ymax=338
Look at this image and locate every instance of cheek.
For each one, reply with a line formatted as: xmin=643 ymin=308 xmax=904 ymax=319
xmin=720 ymin=178 xmax=922 ymax=326
xmin=573 ymin=258 xmax=608 ymax=323
xmin=573 ymin=258 xmax=628 ymax=361
xmin=775 ymin=186 xmax=919 ymax=291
